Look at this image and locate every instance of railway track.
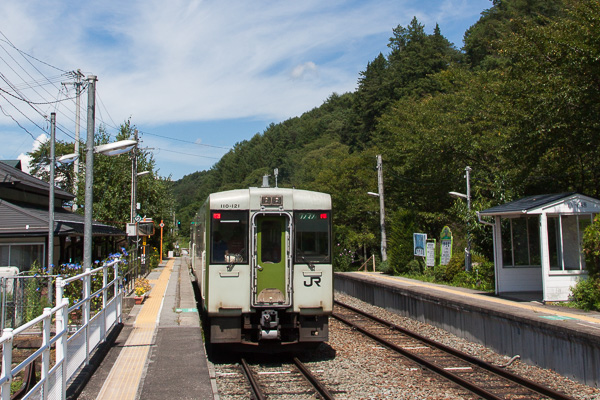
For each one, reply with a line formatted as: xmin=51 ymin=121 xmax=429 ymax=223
xmin=218 ymin=356 xmax=335 ymax=399
xmin=333 ymin=300 xmax=576 ymax=400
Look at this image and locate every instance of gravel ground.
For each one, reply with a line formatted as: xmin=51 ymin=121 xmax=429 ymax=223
xmin=332 ymin=292 xmax=600 ymax=400
xmin=213 ymin=293 xmax=600 ymax=399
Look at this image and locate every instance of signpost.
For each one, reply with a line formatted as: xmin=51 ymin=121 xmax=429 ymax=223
xmin=440 ymin=226 xmax=453 ymax=265
xmin=413 ymin=233 xmax=427 ymax=257
xmin=426 ymin=240 xmax=436 ymax=267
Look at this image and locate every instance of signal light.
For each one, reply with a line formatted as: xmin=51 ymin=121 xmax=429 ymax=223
xmin=213 ymin=213 xmax=221 ymax=219
xmin=320 ymin=213 xmax=328 ymax=219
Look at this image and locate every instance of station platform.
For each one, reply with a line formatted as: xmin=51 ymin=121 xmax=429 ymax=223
xmin=73 ymin=258 xmax=215 ymax=400
xmin=335 ymin=271 xmax=600 ymax=387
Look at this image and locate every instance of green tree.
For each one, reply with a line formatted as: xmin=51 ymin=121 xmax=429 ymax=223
xmin=481 ymin=0 xmax=600 ymax=197
xmin=463 ymin=0 xmax=565 ymax=69
xmin=28 ymin=139 xmax=77 ymax=193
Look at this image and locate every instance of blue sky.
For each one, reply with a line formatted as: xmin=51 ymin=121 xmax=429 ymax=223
xmin=0 ymin=0 xmax=491 ymax=180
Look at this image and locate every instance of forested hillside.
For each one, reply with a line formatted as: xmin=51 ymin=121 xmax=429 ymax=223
xmin=173 ymin=0 xmax=600 ymax=273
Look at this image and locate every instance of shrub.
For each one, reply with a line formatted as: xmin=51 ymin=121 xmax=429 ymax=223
xmin=583 ymin=215 xmax=600 ymax=279
xmin=378 ymin=260 xmax=394 ymax=275
xmin=403 ymin=258 xmax=425 ymax=276
xmin=333 ymin=242 xmax=357 ymax=272
xmin=570 ymin=277 xmax=600 ymax=311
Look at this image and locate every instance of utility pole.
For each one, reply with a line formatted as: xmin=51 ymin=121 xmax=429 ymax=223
xmin=63 ymin=70 xmax=84 ymax=209
xmin=130 ymin=129 xmax=139 ymax=223
xmin=73 ymin=70 xmax=83 ymax=210
xmin=465 ymin=166 xmax=472 ymax=272
xmin=83 ymin=75 xmax=97 ymax=272
xmin=48 ymin=113 xmax=56 ymax=274
xmin=47 ymin=113 xmax=57 ymax=302
xmin=376 ymin=155 xmax=387 ymax=262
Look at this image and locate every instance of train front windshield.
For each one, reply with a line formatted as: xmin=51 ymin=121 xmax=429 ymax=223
xmin=211 ymin=211 xmax=249 ymax=263
xmin=294 ymin=211 xmax=331 ymax=263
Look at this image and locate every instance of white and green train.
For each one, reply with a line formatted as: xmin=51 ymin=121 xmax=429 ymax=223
xmin=190 ymin=187 xmax=332 ymax=347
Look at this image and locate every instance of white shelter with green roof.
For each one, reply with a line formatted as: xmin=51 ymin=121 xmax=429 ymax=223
xmin=478 ymin=193 xmax=600 ymax=302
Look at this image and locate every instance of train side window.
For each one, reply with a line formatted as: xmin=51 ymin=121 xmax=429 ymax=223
xmin=211 ymin=211 xmax=248 ymax=264
xmin=294 ymin=211 xmax=331 ymax=263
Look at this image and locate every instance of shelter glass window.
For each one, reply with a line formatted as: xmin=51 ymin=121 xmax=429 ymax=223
xmin=294 ymin=211 xmax=331 ymax=263
xmin=501 ymin=216 xmax=541 ymax=268
xmin=210 ymin=211 xmax=248 ymax=264
xmin=548 ymin=214 xmax=593 ymax=271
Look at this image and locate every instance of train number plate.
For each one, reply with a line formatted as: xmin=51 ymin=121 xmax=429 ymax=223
xmin=261 ymin=195 xmax=283 ymax=206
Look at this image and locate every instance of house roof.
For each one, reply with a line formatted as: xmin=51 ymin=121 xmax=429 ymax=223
xmin=0 ymin=199 xmax=125 ymax=237
xmin=0 ymin=160 xmax=22 ymax=170
xmin=0 ymin=161 xmax=74 ymax=201
xmin=479 ymin=192 xmax=600 ymax=216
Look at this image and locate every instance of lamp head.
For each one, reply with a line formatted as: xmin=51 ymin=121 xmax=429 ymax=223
xmin=449 ymin=191 xmax=467 ymax=199
xmin=57 ymin=153 xmax=79 ymax=164
xmin=94 ymin=139 xmax=137 ymax=156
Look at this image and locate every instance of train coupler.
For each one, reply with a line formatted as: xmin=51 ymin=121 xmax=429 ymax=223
xmin=259 ymin=310 xmax=280 ymax=340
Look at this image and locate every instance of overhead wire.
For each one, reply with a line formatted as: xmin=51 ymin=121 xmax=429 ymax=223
xmin=0 ymin=90 xmax=49 ymax=138
xmin=139 ymin=129 xmax=231 ymax=149
xmin=154 ymin=147 xmax=221 ymax=160
xmin=0 ymin=33 xmax=68 ymax=74
xmin=0 ymin=30 xmax=80 ymax=142
xmin=0 ymin=31 xmax=231 ymax=166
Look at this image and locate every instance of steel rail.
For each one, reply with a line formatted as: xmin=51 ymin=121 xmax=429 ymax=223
xmin=293 ymin=357 xmax=336 ymax=400
xmin=332 ymin=310 xmax=503 ymax=400
xmin=240 ymin=357 xmax=266 ymax=400
xmin=334 ymin=300 xmax=575 ymax=400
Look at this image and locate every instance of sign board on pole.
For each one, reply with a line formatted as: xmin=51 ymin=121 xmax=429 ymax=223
xmin=426 ymin=240 xmax=436 ymax=267
xmin=413 ymin=233 xmax=427 ymax=257
xmin=440 ymin=226 xmax=453 ymax=265
xmin=126 ymin=223 xmax=137 ymax=237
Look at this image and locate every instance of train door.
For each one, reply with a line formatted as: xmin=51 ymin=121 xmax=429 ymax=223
xmin=252 ymin=214 xmax=291 ymax=306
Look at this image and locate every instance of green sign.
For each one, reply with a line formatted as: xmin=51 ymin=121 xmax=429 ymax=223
xmin=440 ymin=226 xmax=453 ymax=265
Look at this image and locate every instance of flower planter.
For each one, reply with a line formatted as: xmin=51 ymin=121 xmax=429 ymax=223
xmin=134 ymin=294 xmax=146 ymax=305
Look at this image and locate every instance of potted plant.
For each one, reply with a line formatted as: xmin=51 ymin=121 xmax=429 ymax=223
xmin=134 ymin=278 xmax=151 ymax=304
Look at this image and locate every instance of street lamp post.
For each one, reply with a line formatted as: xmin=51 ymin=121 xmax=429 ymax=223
xmin=82 ymin=75 xmax=137 ymax=271
xmin=367 ymin=155 xmax=387 ymax=262
xmin=48 ymin=113 xmax=56 ymax=275
xmin=449 ymin=166 xmax=472 ymax=272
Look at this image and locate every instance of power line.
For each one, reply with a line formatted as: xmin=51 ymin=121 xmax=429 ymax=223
xmin=154 ymin=147 xmax=221 ymax=160
xmin=0 ymin=33 xmax=68 ymax=73
xmin=139 ymin=130 xmax=231 ymax=149
xmin=0 ymin=91 xmax=49 ymax=138
xmin=0 ymin=102 xmax=40 ymax=141
xmin=0 ymin=87 xmax=78 ymax=105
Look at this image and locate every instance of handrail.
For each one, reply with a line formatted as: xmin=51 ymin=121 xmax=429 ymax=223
xmin=0 ymin=257 xmax=123 ymax=400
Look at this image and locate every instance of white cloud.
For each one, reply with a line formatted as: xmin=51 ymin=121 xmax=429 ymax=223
xmin=16 ymin=134 xmax=46 ymax=174
xmin=291 ymin=62 xmax=318 ymax=80
xmin=0 ymin=0 xmax=491 ymax=179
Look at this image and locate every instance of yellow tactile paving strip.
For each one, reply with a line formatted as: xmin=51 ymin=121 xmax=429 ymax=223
xmin=95 ymin=259 xmax=174 ymax=400
xmin=357 ymin=272 xmax=600 ymax=324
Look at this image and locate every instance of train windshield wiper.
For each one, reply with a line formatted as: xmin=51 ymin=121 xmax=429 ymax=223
xmin=298 ymin=250 xmax=316 ymax=271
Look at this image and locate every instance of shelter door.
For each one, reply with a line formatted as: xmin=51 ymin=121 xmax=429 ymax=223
xmin=253 ymin=215 xmax=290 ymax=306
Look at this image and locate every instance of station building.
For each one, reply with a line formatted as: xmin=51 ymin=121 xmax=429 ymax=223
xmin=478 ymin=192 xmax=600 ymax=302
xmin=0 ymin=160 xmax=125 ymax=272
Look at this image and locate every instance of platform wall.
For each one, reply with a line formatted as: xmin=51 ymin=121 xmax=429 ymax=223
xmin=334 ymin=273 xmax=600 ymax=387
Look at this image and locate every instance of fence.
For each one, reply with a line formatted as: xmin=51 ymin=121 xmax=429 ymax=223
xmin=1 ymin=275 xmax=54 ymax=335
xmin=0 ymin=257 xmax=123 ymax=400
